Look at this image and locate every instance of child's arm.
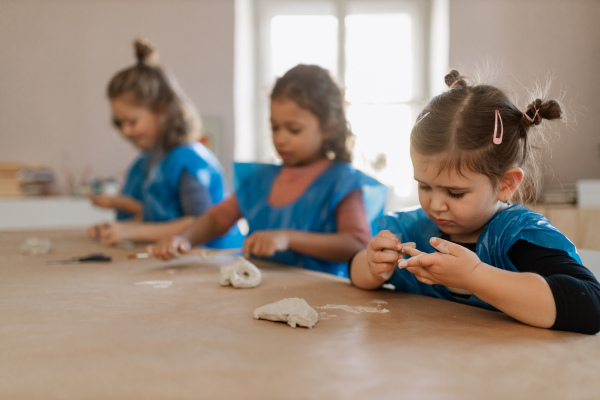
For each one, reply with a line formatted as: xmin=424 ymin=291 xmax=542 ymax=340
xmin=91 ymin=195 xmax=142 ymax=216
xmin=90 ymin=217 xmax=196 ymax=246
xmin=243 ymin=190 xmax=372 ymax=262
xmin=245 ymin=230 xmax=365 ymax=263
xmin=402 ymin=238 xmax=557 ymax=329
xmin=148 ymin=197 xmax=242 ymax=260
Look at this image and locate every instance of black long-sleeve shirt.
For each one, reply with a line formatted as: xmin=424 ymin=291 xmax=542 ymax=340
xmin=451 ymin=237 xmax=600 ymax=335
xmin=507 ymin=240 xmax=600 ymax=334
xmin=349 ymin=239 xmax=600 ymax=335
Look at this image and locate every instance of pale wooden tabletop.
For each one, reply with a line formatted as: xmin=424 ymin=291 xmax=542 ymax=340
xmin=1 ymin=229 xmax=599 ymax=400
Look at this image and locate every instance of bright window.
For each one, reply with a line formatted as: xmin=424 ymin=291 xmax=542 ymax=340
xmin=270 ymin=15 xmax=338 ymax=77
xmin=236 ymin=0 xmax=447 ymax=209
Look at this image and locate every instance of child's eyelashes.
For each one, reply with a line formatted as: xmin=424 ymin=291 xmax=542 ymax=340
xmin=112 ymin=118 xmax=137 ymax=129
xmin=418 ymin=184 xmax=465 ymax=199
xmin=270 ymin=125 xmax=301 ymax=135
xmin=448 ymin=191 xmax=465 ymax=199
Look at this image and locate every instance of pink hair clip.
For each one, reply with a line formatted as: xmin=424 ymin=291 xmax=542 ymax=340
xmin=493 ymin=110 xmax=503 ymax=145
xmin=523 ymin=105 xmax=539 ymax=123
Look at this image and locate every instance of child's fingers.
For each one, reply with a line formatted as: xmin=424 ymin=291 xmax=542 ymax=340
xmin=398 ymin=253 xmax=434 ymax=269
xmin=249 ymin=240 xmax=264 ymax=256
xmin=167 ymin=242 xmax=181 ymax=258
xmin=146 ymin=245 xmax=155 ymax=257
xmin=400 ymin=242 xmax=416 ymax=254
xmin=373 ymin=249 xmax=400 ymax=264
xmin=372 ymin=231 xmax=403 ymax=252
xmin=411 ymin=270 xmax=434 ymax=285
xmin=402 ymin=246 xmax=425 ymax=257
xmin=147 ymin=243 xmax=169 ymax=260
xmin=178 ymin=241 xmax=191 ymax=253
xmin=429 ymin=237 xmax=452 ymax=254
xmin=86 ymin=226 xmax=99 ymax=239
xmin=404 ymin=262 xmax=435 ymax=285
xmin=368 ymin=261 xmax=397 ymax=281
xmin=380 ymin=270 xmax=394 ymax=280
xmin=242 ymin=237 xmax=254 ymax=258
xmin=376 ymin=230 xmax=399 ymax=240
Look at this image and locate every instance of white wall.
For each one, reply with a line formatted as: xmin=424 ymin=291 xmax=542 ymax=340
xmin=449 ymin=0 xmax=600 ymax=187
xmin=1 ymin=0 xmax=598 ymax=197
xmin=0 ymin=0 xmax=235 ymax=194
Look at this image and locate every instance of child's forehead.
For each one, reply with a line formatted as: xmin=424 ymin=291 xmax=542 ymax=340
xmin=411 ymin=151 xmax=485 ymax=184
xmin=271 ymin=97 xmax=314 ymax=119
xmin=271 ymin=96 xmax=304 ymax=110
xmin=111 ymin=97 xmax=148 ymax=114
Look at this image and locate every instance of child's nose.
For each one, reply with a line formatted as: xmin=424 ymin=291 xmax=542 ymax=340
xmin=272 ymin=131 xmax=286 ymax=145
xmin=430 ymin=194 xmax=448 ymax=212
xmin=120 ymin=124 xmax=135 ymax=137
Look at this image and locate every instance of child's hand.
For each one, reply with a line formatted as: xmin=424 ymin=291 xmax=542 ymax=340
xmin=400 ymin=237 xmax=482 ymax=290
xmin=86 ymin=224 xmax=101 ymax=239
xmin=243 ymin=230 xmax=290 ymax=258
xmin=367 ymin=230 xmax=408 ymax=281
xmin=91 ymin=195 xmax=115 ymax=209
xmin=94 ymin=222 xmax=131 ymax=246
xmin=147 ymin=236 xmax=191 ymax=260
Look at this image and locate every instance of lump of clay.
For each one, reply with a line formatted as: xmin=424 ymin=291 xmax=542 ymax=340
xmin=20 ymin=237 xmax=52 ymax=255
xmin=253 ymin=298 xmax=319 ymax=329
xmin=219 ymin=257 xmax=261 ymax=288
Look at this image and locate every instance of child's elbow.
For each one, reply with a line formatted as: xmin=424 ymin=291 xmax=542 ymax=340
xmin=582 ymin=314 xmax=600 ymax=335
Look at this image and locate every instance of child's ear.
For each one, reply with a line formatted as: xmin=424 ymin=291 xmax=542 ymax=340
xmin=154 ymin=103 xmax=168 ymax=123
xmin=154 ymin=102 xmax=167 ymax=115
xmin=322 ymin=119 xmax=338 ymax=140
xmin=498 ymin=167 xmax=524 ymax=203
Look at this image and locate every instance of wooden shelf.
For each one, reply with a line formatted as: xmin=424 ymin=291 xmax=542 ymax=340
xmin=529 ymin=204 xmax=600 ymax=250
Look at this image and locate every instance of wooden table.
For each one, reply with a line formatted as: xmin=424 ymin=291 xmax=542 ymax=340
xmin=1 ymin=229 xmax=599 ymax=400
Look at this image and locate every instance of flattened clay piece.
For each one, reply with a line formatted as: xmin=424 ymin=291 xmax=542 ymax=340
xmin=253 ymin=298 xmax=319 ymax=329
xmin=20 ymin=237 xmax=52 ymax=255
xmin=219 ymin=257 xmax=261 ymax=288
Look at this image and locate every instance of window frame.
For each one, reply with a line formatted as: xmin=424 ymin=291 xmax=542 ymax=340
xmin=237 ymin=0 xmax=445 ymax=208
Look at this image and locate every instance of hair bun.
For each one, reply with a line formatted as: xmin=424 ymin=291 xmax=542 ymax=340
xmin=444 ymin=70 xmax=466 ymax=89
xmin=134 ymin=36 xmax=159 ymax=65
xmin=524 ymin=98 xmax=563 ymax=126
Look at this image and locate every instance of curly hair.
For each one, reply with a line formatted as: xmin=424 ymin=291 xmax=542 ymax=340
xmin=270 ymin=64 xmax=353 ymax=162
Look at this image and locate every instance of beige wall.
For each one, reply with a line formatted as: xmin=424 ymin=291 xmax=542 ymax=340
xmin=0 ymin=0 xmax=235 ymax=193
xmin=1 ymin=0 xmax=598 ymax=196
xmin=449 ymin=0 xmax=600 ymax=187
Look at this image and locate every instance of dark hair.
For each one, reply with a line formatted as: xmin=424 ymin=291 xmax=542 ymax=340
xmin=411 ymin=70 xmax=563 ymax=204
xmin=107 ymin=37 xmax=201 ymax=151
xmin=270 ymin=64 xmax=353 ymax=162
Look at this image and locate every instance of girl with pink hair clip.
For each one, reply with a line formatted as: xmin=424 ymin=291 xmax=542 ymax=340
xmin=349 ymin=70 xmax=600 ymax=334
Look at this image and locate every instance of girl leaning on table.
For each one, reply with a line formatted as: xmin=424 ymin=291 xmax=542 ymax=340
xmin=349 ymin=70 xmax=600 ymax=334
xmin=149 ymin=64 xmax=387 ymax=277
xmin=87 ymin=37 xmax=242 ymax=249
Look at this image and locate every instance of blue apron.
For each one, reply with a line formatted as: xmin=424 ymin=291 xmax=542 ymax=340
xmin=119 ymin=143 xmax=244 ymax=249
xmin=379 ymin=204 xmax=581 ymax=310
xmin=234 ymin=162 xmax=387 ymax=277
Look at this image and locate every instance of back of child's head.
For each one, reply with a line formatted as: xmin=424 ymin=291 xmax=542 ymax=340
xmin=107 ymin=37 xmax=201 ymax=151
xmin=410 ymin=70 xmax=563 ymax=204
xmin=270 ymin=64 xmax=352 ymax=162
